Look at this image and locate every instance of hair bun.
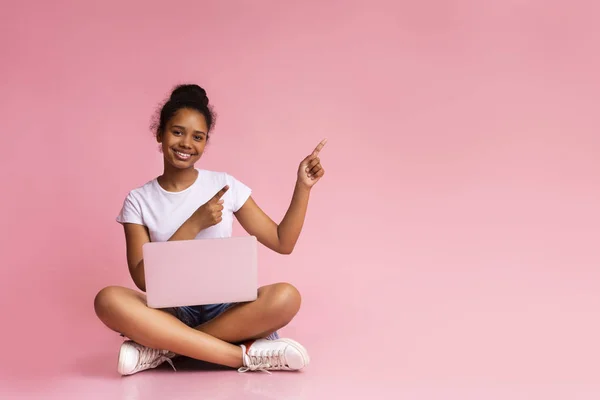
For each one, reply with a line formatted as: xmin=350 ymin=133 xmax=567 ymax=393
xmin=170 ymin=84 xmax=209 ymax=106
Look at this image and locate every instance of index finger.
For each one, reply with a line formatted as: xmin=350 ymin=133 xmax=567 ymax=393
xmin=312 ymin=138 xmax=328 ymax=156
xmin=212 ymin=185 xmax=229 ymax=200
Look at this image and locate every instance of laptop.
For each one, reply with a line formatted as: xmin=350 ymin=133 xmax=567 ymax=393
xmin=142 ymin=236 xmax=258 ymax=309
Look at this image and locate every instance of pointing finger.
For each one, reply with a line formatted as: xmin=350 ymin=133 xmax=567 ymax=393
xmin=311 ymin=138 xmax=328 ymax=156
xmin=213 ymin=185 xmax=229 ymax=201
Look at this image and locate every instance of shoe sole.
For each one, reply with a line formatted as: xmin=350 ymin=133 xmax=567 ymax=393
xmin=277 ymin=338 xmax=310 ymax=368
xmin=117 ymin=342 xmax=136 ymax=376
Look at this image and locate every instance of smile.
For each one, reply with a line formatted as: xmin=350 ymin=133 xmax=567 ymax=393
xmin=173 ymin=150 xmax=196 ymax=160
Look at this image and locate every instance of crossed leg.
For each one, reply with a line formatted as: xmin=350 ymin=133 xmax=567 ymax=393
xmin=93 ymin=282 xmax=301 ymax=368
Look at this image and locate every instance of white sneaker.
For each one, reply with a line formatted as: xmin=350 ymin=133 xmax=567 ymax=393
xmin=117 ymin=340 xmax=177 ymax=376
xmin=238 ymin=338 xmax=310 ymax=373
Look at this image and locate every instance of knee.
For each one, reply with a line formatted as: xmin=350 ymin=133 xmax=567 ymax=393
xmin=262 ymin=282 xmax=301 ymax=325
xmin=93 ymin=286 xmax=123 ymax=319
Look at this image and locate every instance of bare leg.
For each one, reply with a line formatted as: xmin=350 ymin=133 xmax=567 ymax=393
xmin=94 ymin=286 xmax=243 ymax=368
xmin=196 ymin=282 xmax=302 ymax=343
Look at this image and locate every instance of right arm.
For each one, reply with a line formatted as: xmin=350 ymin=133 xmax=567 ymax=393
xmin=123 ymin=185 xmax=229 ymax=292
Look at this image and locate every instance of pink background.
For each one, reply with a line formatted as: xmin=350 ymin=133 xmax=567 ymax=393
xmin=1 ymin=0 xmax=599 ymax=398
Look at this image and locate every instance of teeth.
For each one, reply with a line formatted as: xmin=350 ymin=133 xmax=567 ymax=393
xmin=175 ymin=151 xmax=191 ymax=158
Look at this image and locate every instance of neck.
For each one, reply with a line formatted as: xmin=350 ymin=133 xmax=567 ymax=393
xmin=158 ymin=163 xmax=199 ymax=192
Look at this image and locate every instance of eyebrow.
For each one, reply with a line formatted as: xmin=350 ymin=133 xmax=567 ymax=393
xmin=172 ymin=125 xmax=207 ymax=135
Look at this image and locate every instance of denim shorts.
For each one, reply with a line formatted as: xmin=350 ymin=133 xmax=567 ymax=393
xmin=167 ymin=303 xmax=280 ymax=340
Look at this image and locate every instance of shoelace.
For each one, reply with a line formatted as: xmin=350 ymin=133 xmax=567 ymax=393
xmin=238 ymin=349 xmax=286 ymax=374
xmin=134 ymin=346 xmax=176 ymax=373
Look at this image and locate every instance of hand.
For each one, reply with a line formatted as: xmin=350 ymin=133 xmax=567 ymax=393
xmin=297 ymin=138 xmax=327 ymax=189
xmin=193 ymin=185 xmax=229 ymax=230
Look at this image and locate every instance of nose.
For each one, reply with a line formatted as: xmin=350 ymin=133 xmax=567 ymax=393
xmin=180 ymin=134 xmax=193 ymax=148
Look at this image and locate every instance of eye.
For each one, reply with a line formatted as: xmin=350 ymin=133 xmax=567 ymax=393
xmin=194 ymin=135 xmax=205 ymax=141
xmin=173 ymin=130 xmax=182 ymax=136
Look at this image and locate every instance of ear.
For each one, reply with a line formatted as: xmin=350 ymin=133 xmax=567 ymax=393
xmin=156 ymin=131 xmax=163 ymax=143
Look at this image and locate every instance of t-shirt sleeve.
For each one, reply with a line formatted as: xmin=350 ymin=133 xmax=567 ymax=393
xmin=227 ymin=174 xmax=252 ymax=212
xmin=116 ymin=192 xmax=144 ymax=225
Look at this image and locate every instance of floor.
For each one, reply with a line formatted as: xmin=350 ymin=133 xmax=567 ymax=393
xmin=4 ymin=315 xmax=599 ymax=400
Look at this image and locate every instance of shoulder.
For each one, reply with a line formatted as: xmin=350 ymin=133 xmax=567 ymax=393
xmin=122 ymin=176 xmax=160 ymax=203
xmin=117 ymin=176 xmax=159 ymax=223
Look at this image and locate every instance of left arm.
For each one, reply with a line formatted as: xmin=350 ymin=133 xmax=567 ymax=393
xmin=235 ymin=139 xmax=327 ymax=255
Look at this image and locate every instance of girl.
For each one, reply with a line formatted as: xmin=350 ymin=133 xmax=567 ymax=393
xmin=93 ymin=84 xmax=326 ymax=375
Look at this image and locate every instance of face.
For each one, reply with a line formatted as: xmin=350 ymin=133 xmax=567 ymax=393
xmin=158 ymin=108 xmax=208 ymax=169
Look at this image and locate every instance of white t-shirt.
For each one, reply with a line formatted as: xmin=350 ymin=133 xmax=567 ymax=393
xmin=116 ymin=169 xmax=252 ymax=242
